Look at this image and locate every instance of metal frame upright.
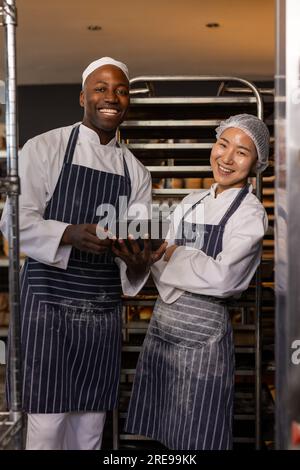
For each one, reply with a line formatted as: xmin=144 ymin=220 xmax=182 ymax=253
xmin=0 ymin=0 xmax=23 ymax=450
xmin=114 ymin=76 xmax=266 ymax=449
xmin=275 ymin=0 xmax=300 ymax=450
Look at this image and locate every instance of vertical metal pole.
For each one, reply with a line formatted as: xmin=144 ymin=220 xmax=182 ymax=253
xmin=275 ymin=0 xmax=300 ymax=450
xmin=214 ymin=76 xmax=265 ymax=448
xmin=112 ymin=409 xmax=119 ymax=450
xmin=255 ymin=221 xmax=262 ymax=449
xmin=3 ymin=0 xmax=23 ymax=448
xmin=275 ymin=0 xmax=288 ymax=450
xmin=255 ymin=98 xmax=263 ymax=450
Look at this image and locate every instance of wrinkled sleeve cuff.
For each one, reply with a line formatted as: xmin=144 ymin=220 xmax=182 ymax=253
xmin=115 ymin=258 xmax=150 ymax=296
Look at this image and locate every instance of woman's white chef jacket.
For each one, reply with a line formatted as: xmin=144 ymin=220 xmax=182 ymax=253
xmin=151 ymin=183 xmax=268 ymax=304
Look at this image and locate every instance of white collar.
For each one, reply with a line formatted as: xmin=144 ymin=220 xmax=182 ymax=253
xmin=79 ymin=123 xmax=117 ymax=147
xmin=210 ymin=183 xmax=253 ymax=198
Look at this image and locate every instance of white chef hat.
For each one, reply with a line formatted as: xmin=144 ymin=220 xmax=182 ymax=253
xmin=215 ymin=113 xmax=270 ymax=172
xmin=82 ymin=57 xmax=129 ymax=87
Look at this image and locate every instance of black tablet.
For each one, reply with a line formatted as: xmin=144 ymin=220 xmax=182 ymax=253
xmin=97 ymin=218 xmax=169 ymax=251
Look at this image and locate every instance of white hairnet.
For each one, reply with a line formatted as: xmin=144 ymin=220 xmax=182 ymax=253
xmin=82 ymin=57 xmax=129 ymax=87
xmin=215 ymin=114 xmax=270 ymax=172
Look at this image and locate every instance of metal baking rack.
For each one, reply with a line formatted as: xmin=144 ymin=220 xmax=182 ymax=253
xmin=113 ymin=75 xmax=274 ymax=450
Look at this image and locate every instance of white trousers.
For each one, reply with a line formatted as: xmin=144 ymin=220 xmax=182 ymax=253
xmin=26 ymin=412 xmax=106 ymax=450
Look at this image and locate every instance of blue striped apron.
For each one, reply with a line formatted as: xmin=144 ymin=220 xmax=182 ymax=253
xmin=7 ymin=125 xmax=131 ymax=413
xmin=125 ymin=186 xmax=249 ymax=450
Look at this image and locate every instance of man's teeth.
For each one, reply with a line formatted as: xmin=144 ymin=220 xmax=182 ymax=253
xmin=219 ymin=165 xmax=233 ymax=174
xmin=100 ymin=108 xmax=118 ymax=114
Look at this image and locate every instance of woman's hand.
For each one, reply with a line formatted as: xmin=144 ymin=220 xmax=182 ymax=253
xmin=163 ymin=244 xmax=178 ymax=262
xmin=111 ymin=236 xmax=168 ymax=281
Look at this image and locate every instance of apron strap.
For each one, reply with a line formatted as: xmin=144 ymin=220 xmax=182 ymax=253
xmin=179 ymin=185 xmax=249 ymax=240
xmin=116 ymin=142 xmax=131 ymax=181
xmin=123 ymin=154 xmax=131 ymax=181
xmin=63 ymin=127 xmax=132 ymax=203
xmin=179 ymin=191 xmax=210 ymax=240
xmin=64 ymin=125 xmax=80 ymax=165
xmin=181 ymin=191 xmax=210 ymax=220
xmin=218 ymin=185 xmax=250 ymax=226
xmin=117 ymin=142 xmax=132 ymax=204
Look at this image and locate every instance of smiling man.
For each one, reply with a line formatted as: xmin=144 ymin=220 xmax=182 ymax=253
xmin=79 ymin=60 xmax=130 ymax=144
xmin=0 ymin=57 xmax=162 ymax=450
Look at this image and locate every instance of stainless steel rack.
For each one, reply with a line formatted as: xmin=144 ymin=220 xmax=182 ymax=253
xmin=113 ymin=75 xmax=273 ymax=450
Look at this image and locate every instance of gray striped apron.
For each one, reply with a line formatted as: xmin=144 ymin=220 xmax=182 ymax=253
xmin=7 ymin=125 xmax=131 ymax=413
xmin=125 ymin=186 xmax=249 ymax=450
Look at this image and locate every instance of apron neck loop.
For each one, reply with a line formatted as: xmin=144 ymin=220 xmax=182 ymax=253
xmin=64 ymin=125 xmax=80 ymax=165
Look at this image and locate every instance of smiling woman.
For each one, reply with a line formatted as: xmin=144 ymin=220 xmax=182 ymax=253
xmin=124 ymin=113 xmax=270 ymax=450
xmin=210 ymin=127 xmax=258 ymax=195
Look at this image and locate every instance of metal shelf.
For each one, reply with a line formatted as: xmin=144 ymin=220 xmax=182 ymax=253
xmin=122 ymin=299 xmax=156 ymax=307
xmin=234 ymin=414 xmax=255 ymax=421
xmin=0 ymin=327 xmax=8 ymax=337
xmin=0 ymin=257 xmax=25 ymax=267
xmin=118 ymin=434 xmax=256 ymax=444
xmin=146 ymin=165 xmax=211 ymax=177
xmin=130 ymin=96 xmax=260 ymax=106
xmin=233 ymin=325 xmax=256 ymax=331
xmin=118 ymin=411 xmax=255 ymax=421
xmin=121 ymin=369 xmax=138 ymax=375
xmin=119 ymin=434 xmax=152 ymax=441
xmin=0 ymin=150 xmax=21 ymax=160
xmin=233 ymin=437 xmax=255 ymax=444
xmin=121 ymin=119 xmax=220 ymax=128
xmin=122 ymin=345 xmax=142 ymax=352
xmin=235 ymin=347 xmax=256 ymax=353
xmin=152 ymin=188 xmax=202 ymax=197
xmin=235 ymin=370 xmax=256 ymax=376
xmin=127 ymin=143 xmax=213 ymax=150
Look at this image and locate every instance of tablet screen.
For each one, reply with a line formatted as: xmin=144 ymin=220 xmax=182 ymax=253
xmin=97 ymin=218 xmax=169 ymax=251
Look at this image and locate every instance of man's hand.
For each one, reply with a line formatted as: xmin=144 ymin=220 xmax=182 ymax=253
xmin=111 ymin=236 xmax=168 ymax=281
xmin=61 ymin=224 xmax=112 ymax=254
